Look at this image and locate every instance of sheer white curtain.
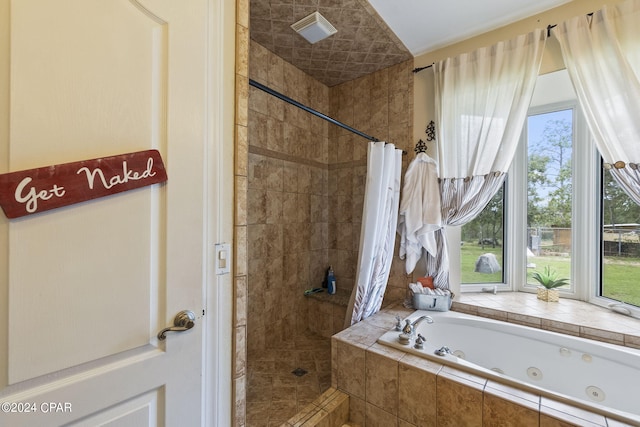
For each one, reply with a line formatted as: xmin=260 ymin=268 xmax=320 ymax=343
xmin=428 ymin=29 xmax=546 ymax=288
xmin=553 ymin=0 xmax=640 ymax=204
xmin=346 ymin=141 xmax=402 ymax=325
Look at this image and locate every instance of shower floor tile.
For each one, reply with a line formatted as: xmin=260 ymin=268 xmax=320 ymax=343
xmin=246 ymin=331 xmax=332 ymax=427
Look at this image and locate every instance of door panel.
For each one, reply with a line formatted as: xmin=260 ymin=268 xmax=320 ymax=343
xmin=9 ymin=191 xmax=157 ymax=383
xmin=0 ymin=0 xmax=213 ymax=425
xmin=10 ymin=0 xmax=167 ymax=166
xmin=68 ymin=388 xmax=161 ymax=427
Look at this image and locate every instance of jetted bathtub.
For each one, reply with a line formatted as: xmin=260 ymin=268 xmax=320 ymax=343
xmin=377 ymin=310 xmax=640 ymax=424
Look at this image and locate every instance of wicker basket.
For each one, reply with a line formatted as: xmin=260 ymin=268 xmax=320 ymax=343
xmin=537 ymin=287 xmax=559 ymax=302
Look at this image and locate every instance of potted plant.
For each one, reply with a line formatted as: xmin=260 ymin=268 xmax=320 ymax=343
xmin=531 ymin=266 xmax=568 ymax=302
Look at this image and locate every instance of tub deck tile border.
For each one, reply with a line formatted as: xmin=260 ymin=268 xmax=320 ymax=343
xmin=453 ymin=294 xmax=640 ymax=350
xmin=485 ymin=380 xmax=540 ymax=409
xmin=541 ymin=397 xmax=608 ymax=427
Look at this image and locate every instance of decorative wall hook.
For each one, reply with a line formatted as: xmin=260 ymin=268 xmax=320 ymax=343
xmin=414 ymin=139 xmax=428 ymax=154
xmin=425 ymin=120 xmax=436 ymax=142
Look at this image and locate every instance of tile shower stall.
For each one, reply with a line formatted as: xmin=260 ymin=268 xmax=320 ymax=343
xmin=245 ymin=40 xmax=414 ymax=424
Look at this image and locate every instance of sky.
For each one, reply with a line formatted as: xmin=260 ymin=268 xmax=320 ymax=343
xmin=526 ymin=108 xmax=573 ymax=204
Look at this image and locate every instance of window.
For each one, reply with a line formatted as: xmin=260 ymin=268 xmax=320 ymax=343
xmin=460 ymin=70 xmax=582 ymax=292
xmin=525 ymin=109 xmax=573 ymax=291
xmin=510 ymin=71 xmax=597 ymax=299
xmin=601 ymin=169 xmax=640 ymax=307
xmin=460 ymin=188 xmax=504 ymax=285
xmin=460 ymin=69 xmax=640 ymax=313
xmin=459 ymin=69 xmax=640 ymax=313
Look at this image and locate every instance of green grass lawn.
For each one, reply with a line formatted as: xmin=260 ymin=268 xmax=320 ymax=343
xmin=461 ymin=243 xmax=640 ymax=306
xmin=461 ymin=244 xmax=503 ymax=283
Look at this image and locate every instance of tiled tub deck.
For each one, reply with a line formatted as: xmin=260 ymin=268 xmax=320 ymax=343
xmin=331 ymin=294 xmax=640 ymax=426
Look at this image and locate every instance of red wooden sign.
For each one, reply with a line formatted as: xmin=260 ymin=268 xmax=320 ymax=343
xmin=0 ymin=149 xmax=167 ymax=218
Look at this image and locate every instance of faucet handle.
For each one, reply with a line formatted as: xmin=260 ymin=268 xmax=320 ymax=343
xmin=394 ymin=315 xmax=403 ymax=331
xmin=414 ymin=334 xmax=426 ymax=349
xmin=435 ymin=346 xmax=451 ymax=356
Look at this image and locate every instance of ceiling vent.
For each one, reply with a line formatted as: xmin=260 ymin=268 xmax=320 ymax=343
xmin=291 ymin=11 xmax=337 ymax=44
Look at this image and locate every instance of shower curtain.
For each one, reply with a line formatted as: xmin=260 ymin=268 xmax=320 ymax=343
xmin=345 ymin=141 xmax=403 ymax=326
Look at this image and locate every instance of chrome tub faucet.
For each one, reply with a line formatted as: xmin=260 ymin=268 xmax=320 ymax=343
xmin=402 ymin=315 xmax=434 ymax=336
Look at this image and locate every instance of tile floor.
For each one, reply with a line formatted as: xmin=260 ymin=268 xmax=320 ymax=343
xmin=246 ymin=331 xmax=332 ymax=427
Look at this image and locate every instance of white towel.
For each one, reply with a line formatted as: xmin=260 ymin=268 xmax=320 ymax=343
xmin=397 ymin=152 xmax=442 ymax=274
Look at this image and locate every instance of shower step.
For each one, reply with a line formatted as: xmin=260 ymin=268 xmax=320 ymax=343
xmin=282 ymin=387 xmax=349 ymax=427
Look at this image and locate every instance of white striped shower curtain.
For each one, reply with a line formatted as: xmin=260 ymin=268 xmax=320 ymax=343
xmin=345 ymin=141 xmax=402 ymax=326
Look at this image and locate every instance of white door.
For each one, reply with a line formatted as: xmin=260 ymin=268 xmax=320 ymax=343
xmin=0 ymin=0 xmax=232 ymax=425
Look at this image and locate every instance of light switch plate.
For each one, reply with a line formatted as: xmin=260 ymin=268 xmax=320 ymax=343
xmin=215 ymin=243 xmax=231 ymax=275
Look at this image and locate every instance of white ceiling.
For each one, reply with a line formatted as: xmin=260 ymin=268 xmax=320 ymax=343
xmin=368 ymin=0 xmax=572 ymax=56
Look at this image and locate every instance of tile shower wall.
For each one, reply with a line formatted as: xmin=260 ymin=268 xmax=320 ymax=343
xmin=234 ymin=0 xmax=250 ymax=423
xmin=248 ymin=41 xmax=331 ymax=355
xmin=327 ymin=60 xmax=414 ymax=303
xmin=247 ymin=40 xmax=415 ymax=354
xmin=243 ymin=37 xmax=416 ymax=425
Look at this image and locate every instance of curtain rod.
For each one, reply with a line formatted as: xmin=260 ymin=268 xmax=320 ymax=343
xmin=249 ymin=78 xmax=381 ymax=142
xmin=413 ymin=12 xmax=596 ymax=73
xmin=412 ymin=63 xmax=433 ymax=73
xmin=547 ymin=12 xmax=594 ymax=37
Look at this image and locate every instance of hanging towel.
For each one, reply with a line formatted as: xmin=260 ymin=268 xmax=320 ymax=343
xmin=397 ymin=152 xmax=442 ymax=274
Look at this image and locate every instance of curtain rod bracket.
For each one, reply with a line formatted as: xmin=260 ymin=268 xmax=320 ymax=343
xmin=546 ymin=24 xmax=556 ymax=38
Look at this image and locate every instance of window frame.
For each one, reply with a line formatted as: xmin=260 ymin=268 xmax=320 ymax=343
xmin=458 ymin=182 xmax=507 ymax=293
xmin=460 ymin=99 xmax=601 ymax=301
xmin=510 ymin=100 xmax=599 ymax=299
xmin=458 ymin=69 xmax=640 ymax=317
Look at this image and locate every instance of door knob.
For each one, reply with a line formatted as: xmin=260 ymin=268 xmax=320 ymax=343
xmin=157 ymin=310 xmax=196 ymax=341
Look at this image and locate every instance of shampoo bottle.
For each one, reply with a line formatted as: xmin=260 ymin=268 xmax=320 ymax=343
xmin=327 ymin=266 xmax=336 ymax=295
xmin=322 ymin=266 xmax=330 ymax=288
